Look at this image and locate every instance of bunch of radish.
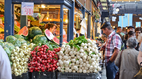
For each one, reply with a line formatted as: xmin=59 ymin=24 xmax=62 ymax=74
xmin=28 ymin=45 xmax=60 ymax=72
xmin=11 ymin=43 xmax=35 ymax=76
xmin=57 ymin=38 xmax=102 ymax=73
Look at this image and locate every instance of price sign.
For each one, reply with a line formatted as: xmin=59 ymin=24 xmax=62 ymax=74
xmin=21 ymin=2 xmax=34 ymax=15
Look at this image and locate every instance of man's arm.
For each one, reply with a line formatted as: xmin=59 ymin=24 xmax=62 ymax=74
xmin=138 ymin=43 xmax=142 ymax=66
xmin=109 ymin=48 xmax=119 ymax=62
xmin=138 ymin=51 xmax=142 ymax=66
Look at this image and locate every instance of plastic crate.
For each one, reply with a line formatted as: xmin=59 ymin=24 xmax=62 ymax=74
xmin=30 ymin=71 xmax=56 ymax=79
xmin=12 ymin=72 xmax=29 ymax=79
xmin=57 ymin=72 xmax=101 ymax=79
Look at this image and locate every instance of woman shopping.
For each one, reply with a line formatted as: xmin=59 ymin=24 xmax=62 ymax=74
xmin=115 ymin=37 xmax=140 ymax=79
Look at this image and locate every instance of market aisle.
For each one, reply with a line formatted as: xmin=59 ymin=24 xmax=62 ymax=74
xmin=101 ymin=66 xmax=107 ymax=79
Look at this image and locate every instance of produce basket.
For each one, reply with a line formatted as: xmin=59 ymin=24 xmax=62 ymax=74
xmin=30 ymin=71 xmax=56 ymax=79
xmin=12 ymin=72 xmax=29 ymax=79
xmin=57 ymin=72 xmax=101 ymax=79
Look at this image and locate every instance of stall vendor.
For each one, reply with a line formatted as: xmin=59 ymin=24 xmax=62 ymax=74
xmin=45 ymin=23 xmax=57 ymax=34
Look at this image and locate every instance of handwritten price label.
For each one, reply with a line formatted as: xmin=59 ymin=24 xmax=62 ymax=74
xmin=21 ymin=2 xmax=34 ymax=15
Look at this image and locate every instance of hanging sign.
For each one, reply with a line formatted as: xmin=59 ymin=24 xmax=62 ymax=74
xmin=21 ymin=2 xmax=34 ymax=15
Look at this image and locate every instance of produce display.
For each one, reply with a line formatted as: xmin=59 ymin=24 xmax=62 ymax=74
xmin=11 ymin=43 xmax=35 ymax=76
xmin=28 ymin=45 xmax=61 ymax=72
xmin=32 ymin=35 xmax=48 ymax=45
xmin=57 ymin=36 xmax=102 ymax=73
xmin=18 ymin=26 xmax=28 ymax=36
xmin=28 ymin=26 xmax=42 ymax=39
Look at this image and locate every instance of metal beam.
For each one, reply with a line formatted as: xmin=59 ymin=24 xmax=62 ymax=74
xmin=60 ymin=5 xmax=64 ymax=46
xmin=12 ymin=0 xmax=64 ymax=4
xmin=110 ymin=2 xmax=142 ymax=4
xmin=68 ymin=1 xmax=75 ymax=41
xmin=4 ymin=0 xmax=12 ymax=40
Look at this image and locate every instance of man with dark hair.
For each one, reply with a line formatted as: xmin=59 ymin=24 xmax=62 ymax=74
xmin=101 ymin=22 xmax=122 ymax=79
xmin=116 ymin=27 xmax=124 ymax=42
xmin=135 ymin=27 xmax=141 ymax=40
xmin=135 ymin=27 xmax=141 ymax=51
xmin=125 ymin=26 xmax=135 ymax=40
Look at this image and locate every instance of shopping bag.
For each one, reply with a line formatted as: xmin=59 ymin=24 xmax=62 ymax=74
xmin=134 ymin=67 xmax=142 ymax=79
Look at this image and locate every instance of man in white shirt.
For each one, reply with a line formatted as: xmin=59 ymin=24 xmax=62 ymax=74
xmin=0 ymin=45 xmax=12 ymax=79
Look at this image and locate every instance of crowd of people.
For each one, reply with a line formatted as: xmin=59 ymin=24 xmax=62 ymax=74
xmin=100 ymin=22 xmax=142 ymax=79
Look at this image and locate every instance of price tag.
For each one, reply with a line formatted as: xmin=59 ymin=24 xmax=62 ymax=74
xmin=21 ymin=2 xmax=34 ymax=15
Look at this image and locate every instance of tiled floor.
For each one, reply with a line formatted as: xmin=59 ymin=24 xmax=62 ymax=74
xmin=101 ymin=64 xmax=107 ymax=79
xmin=101 ymin=67 xmax=107 ymax=79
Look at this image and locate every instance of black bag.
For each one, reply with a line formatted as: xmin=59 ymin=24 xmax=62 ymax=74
xmin=134 ymin=67 xmax=142 ymax=79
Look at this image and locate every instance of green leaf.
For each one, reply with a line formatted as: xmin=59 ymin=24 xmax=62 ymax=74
xmin=91 ymin=52 xmax=96 ymax=55
xmin=85 ymin=50 xmax=88 ymax=55
xmin=69 ymin=62 xmax=71 ymax=65
xmin=76 ymin=58 xmax=79 ymax=60
xmin=73 ymin=45 xmax=80 ymax=51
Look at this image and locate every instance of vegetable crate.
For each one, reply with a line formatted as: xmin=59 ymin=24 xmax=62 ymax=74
xmin=12 ymin=72 xmax=29 ymax=79
xmin=30 ymin=71 xmax=56 ymax=79
xmin=57 ymin=72 xmax=101 ymax=79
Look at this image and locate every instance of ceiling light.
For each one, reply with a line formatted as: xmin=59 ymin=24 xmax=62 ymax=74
xmin=122 ymin=1 xmax=124 ymax=2
xmin=116 ymin=8 xmax=119 ymax=12
xmin=46 ymin=17 xmax=49 ymax=20
xmin=129 ymin=0 xmax=130 ymax=2
xmin=116 ymin=1 xmax=117 ymax=2
xmin=41 ymin=4 xmax=45 ymax=8
xmin=65 ymin=19 xmax=68 ymax=23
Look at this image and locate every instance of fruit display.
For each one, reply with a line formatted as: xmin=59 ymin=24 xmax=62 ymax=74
xmin=11 ymin=43 xmax=35 ymax=76
xmin=28 ymin=26 xmax=42 ymax=39
xmin=18 ymin=26 xmax=28 ymax=36
xmin=28 ymin=45 xmax=61 ymax=72
xmin=32 ymin=35 xmax=48 ymax=45
xmin=57 ymin=36 xmax=102 ymax=73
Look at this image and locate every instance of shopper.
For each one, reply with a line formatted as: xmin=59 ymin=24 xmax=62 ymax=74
xmin=115 ymin=37 xmax=140 ymax=79
xmin=101 ymin=22 xmax=122 ymax=79
xmin=124 ymin=31 xmax=135 ymax=49
xmin=124 ymin=26 xmax=135 ymax=41
xmin=135 ymin=27 xmax=141 ymax=51
xmin=116 ymin=27 xmax=124 ymax=42
xmin=0 ymin=45 xmax=12 ymax=79
xmin=135 ymin=27 xmax=141 ymax=40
